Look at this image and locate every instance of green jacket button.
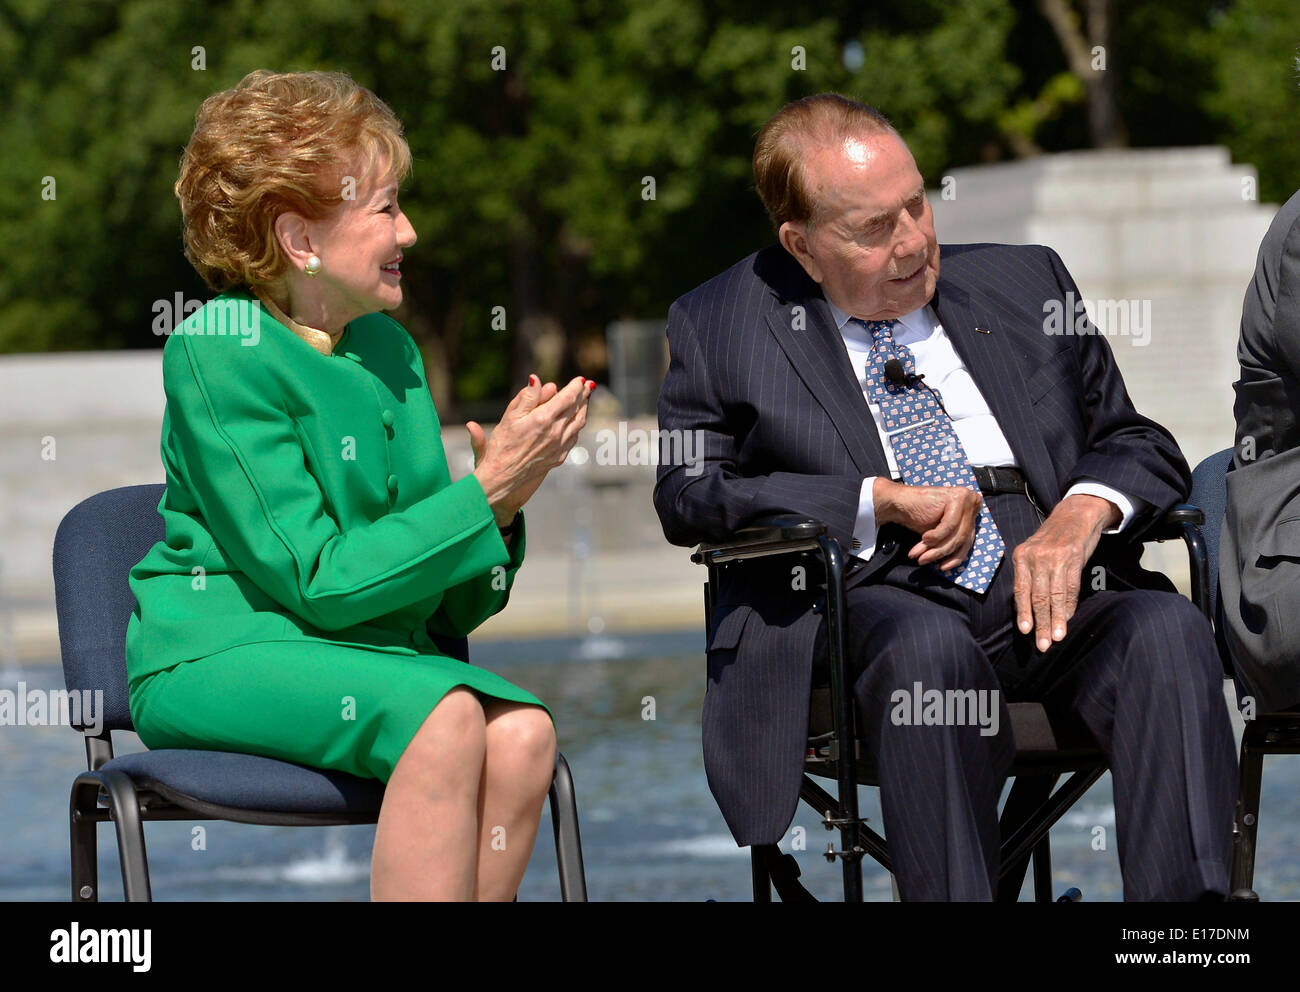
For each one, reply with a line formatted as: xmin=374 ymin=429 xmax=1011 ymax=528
xmin=386 ymin=474 xmax=399 ymax=492
xmin=381 ymin=409 xmax=395 ymax=427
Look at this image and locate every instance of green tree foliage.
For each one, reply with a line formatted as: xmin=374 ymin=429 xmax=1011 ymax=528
xmin=1 ymin=0 xmax=1297 ymax=414
xmin=1205 ymin=0 xmax=1300 ymax=206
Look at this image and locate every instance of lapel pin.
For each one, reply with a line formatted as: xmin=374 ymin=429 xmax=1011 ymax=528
xmin=974 ymin=325 xmax=991 ymax=334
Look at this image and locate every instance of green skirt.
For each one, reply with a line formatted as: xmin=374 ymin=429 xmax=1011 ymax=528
xmin=128 ymin=641 xmax=552 ymax=782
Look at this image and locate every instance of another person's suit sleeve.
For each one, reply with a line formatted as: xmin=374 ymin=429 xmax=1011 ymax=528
xmin=164 ymin=332 xmax=513 ymax=632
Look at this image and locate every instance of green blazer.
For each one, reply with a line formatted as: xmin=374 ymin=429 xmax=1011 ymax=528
xmin=125 ymin=289 xmax=524 ymax=686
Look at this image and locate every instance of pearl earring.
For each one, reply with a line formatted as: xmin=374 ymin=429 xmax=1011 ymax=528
xmin=304 ymin=255 xmax=322 ymax=276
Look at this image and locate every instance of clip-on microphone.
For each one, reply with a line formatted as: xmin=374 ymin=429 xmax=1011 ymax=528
xmin=884 ymin=358 xmax=924 ymax=386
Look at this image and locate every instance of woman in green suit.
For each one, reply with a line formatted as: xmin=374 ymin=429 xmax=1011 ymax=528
xmin=125 ymin=69 xmax=592 ymax=901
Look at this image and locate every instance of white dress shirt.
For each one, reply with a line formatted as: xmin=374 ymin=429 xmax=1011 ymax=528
xmin=826 ymin=300 xmax=1145 ymax=560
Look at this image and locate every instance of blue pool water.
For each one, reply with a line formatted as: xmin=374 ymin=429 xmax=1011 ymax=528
xmin=2 ymin=632 xmax=1295 ymax=901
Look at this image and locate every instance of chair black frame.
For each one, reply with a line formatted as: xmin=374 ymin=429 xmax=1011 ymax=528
xmin=692 ymin=504 xmax=1213 ymax=902
xmin=1231 ymin=712 xmax=1300 ymax=893
xmin=68 ymin=743 xmax=587 ymax=902
xmin=55 ymin=483 xmax=588 ymax=902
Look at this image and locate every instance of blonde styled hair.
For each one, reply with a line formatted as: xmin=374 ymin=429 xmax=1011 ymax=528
xmin=753 ymin=93 xmax=896 ymax=231
xmin=174 ymin=69 xmax=412 ymax=292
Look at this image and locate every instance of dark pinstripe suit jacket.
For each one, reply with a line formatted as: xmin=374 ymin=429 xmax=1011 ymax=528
xmin=653 ymin=241 xmax=1192 ymax=847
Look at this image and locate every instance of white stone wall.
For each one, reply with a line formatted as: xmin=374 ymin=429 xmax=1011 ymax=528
xmin=930 ymin=146 xmax=1277 ymax=470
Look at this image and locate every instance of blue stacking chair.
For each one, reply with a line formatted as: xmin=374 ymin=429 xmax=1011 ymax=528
xmin=53 ymin=483 xmax=587 ymax=902
xmin=1191 ymin=447 xmax=1298 ymax=898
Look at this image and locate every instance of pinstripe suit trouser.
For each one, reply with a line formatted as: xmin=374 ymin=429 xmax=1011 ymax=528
xmin=811 ymin=491 xmax=1238 ymax=900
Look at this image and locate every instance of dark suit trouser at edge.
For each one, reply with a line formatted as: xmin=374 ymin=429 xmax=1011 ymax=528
xmin=810 ymin=491 xmax=1239 ymax=901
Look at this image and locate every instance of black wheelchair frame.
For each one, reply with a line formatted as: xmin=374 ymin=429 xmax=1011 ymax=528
xmin=692 ymin=505 xmax=1217 ymax=902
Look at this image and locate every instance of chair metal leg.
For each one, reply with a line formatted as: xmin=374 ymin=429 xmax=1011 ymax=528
xmin=548 ymin=752 xmax=588 ymax=902
xmin=96 ymin=769 xmax=153 ymax=901
xmin=999 ymin=768 xmax=1103 ymax=874
xmin=71 ymin=770 xmax=152 ymax=901
xmin=799 ymin=774 xmax=891 ymax=869
xmin=69 ymin=776 xmax=101 ymax=902
xmin=1230 ymin=728 xmax=1265 ymax=893
xmin=70 ymin=769 xmax=153 ymax=901
xmin=998 ymin=773 xmax=1056 ymax=901
xmin=819 ymin=535 xmax=864 ymax=903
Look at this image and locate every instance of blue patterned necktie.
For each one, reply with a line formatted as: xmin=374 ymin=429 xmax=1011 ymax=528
xmin=853 ymin=317 xmax=1005 ymax=593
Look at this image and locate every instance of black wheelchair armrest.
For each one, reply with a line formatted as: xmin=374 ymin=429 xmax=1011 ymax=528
xmin=1140 ymin=502 xmax=1212 ymax=626
xmin=1150 ymin=503 xmax=1205 ymax=542
xmin=690 ymin=514 xmax=828 ymax=566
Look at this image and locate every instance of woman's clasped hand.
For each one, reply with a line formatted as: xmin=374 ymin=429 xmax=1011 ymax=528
xmin=468 ymin=374 xmax=595 ymax=528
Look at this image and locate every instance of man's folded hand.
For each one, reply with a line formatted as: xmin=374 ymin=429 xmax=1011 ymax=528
xmin=873 ymin=477 xmax=983 ymax=570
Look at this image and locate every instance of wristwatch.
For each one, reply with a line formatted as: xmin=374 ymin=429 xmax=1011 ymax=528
xmin=498 ymin=511 xmax=522 ymax=540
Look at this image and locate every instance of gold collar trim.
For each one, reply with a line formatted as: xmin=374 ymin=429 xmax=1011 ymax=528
xmin=251 ymin=287 xmax=345 ymax=356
